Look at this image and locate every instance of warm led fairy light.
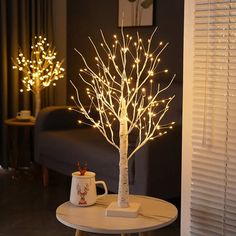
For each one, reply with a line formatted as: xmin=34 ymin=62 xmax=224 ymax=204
xmin=70 ymin=27 xmax=175 ymax=208
xmin=12 ymin=36 xmax=64 ymax=94
xmin=70 ymin=28 xmax=176 ymax=154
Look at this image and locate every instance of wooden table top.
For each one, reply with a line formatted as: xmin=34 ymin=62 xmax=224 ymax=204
xmin=56 ymin=194 xmax=178 ymax=235
xmin=4 ymin=117 xmax=35 ymax=126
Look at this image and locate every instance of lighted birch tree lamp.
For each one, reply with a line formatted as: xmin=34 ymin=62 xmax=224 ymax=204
xmin=12 ymin=36 xmax=65 ymax=118
xmin=70 ymin=28 xmax=175 ymax=217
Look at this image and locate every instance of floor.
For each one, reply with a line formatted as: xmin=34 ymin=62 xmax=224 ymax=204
xmin=0 ymin=165 xmax=180 ymax=236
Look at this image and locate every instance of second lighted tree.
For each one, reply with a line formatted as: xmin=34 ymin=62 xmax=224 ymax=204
xmin=70 ymin=28 xmax=175 ymax=211
xmin=12 ymin=36 xmax=64 ymax=117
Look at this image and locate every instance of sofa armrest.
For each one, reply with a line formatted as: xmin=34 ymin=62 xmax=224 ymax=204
xmin=34 ymin=106 xmax=81 ymax=163
xmin=35 ymin=106 xmax=80 ymax=132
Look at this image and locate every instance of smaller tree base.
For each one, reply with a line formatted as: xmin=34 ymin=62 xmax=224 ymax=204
xmin=105 ymin=202 xmax=141 ymax=218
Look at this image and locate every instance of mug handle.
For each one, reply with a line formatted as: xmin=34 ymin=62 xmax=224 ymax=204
xmin=95 ymin=180 xmax=108 ymax=199
xmin=17 ymin=112 xmax=21 ymax=117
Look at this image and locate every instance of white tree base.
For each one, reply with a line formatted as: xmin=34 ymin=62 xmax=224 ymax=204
xmin=105 ymin=202 xmax=141 ymax=218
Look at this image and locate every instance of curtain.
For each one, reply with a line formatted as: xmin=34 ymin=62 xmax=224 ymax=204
xmin=0 ymin=0 xmax=54 ymax=168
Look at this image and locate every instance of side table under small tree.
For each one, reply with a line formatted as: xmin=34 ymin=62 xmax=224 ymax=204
xmin=4 ymin=118 xmax=35 ymax=175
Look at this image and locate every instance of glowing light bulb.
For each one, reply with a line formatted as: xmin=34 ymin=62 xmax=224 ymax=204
xmin=12 ymin=36 xmax=64 ymax=93
xmin=148 ymin=70 xmax=154 ymax=76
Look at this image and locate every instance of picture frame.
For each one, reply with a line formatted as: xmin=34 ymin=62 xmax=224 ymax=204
xmin=118 ymin=0 xmax=154 ymax=27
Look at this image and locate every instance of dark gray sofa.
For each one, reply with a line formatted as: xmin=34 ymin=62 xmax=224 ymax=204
xmin=34 ymin=106 xmax=181 ymax=199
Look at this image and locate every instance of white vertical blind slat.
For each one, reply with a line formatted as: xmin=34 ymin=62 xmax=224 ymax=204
xmin=191 ymin=0 xmax=236 ymax=235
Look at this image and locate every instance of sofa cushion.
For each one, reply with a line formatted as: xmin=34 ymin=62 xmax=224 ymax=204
xmin=38 ymin=127 xmax=134 ymax=184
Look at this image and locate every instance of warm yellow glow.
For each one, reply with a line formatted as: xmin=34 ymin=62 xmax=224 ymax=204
xmin=148 ymin=70 xmax=154 ymax=76
xmin=70 ymin=27 xmax=176 ymax=160
xmin=12 ymin=36 xmax=64 ymax=93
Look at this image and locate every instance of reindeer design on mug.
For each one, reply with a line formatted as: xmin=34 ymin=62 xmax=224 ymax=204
xmin=77 ymin=183 xmax=90 ymax=205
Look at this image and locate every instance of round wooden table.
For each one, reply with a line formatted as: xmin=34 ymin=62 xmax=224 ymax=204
xmin=56 ymin=194 xmax=178 ymax=236
xmin=4 ymin=117 xmax=35 ymax=127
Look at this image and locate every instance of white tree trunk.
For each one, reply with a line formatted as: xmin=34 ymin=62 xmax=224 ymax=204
xmin=118 ymin=99 xmax=129 ymax=208
xmin=35 ymin=78 xmax=41 ymax=118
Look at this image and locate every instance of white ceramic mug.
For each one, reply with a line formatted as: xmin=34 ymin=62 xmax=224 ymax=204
xmin=17 ymin=110 xmax=31 ymax=118
xmin=70 ymin=171 xmax=108 ymax=206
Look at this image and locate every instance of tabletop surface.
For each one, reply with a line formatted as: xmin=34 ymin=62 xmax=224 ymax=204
xmin=56 ymin=194 xmax=178 ymax=234
xmin=4 ymin=118 xmax=35 ymax=126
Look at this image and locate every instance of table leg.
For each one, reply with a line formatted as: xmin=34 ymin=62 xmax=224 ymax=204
xmin=138 ymin=232 xmax=149 ymax=236
xmin=121 ymin=233 xmax=148 ymax=236
xmin=8 ymin=126 xmax=19 ymax=169
xmin=19 ymin=126 xmax=32 ymax=166
xmin=75 ymin=229 xmax=87 ymax=236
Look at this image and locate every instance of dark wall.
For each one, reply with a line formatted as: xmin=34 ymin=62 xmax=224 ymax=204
xmin=67 ymin=0 xmax=184 ymax=123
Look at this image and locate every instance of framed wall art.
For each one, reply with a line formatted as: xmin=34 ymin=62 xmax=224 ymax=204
xmin=118 ymin=0 xmax=154 ymax=27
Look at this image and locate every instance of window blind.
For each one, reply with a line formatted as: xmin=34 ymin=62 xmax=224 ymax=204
xmin=191 ymin=0 xmax=236 ymax=235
